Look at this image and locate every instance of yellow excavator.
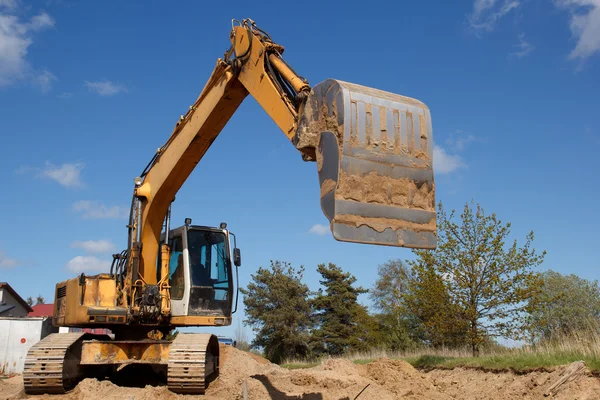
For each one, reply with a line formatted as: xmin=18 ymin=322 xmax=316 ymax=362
xmin=23 ymin=18 xmax=436 ymax=395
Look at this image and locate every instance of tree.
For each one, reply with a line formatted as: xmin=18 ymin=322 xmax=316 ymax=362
xmin=404 ymin=259 xmax=469 ymax=348
xmin=234 ymin=319 xmax=251 ymax=351
xmin=310 ymin=262 xmax=369 ymax=356
xmin=36 ymin=295 xmax=45 ymax=305
xmin=372 ymin=311 xmax=417 ymax=351
xmin=350 ymin=305 xmax=385 ymax=352
xmin=166 ymin=329 xmax=179 ymax=341
xmin=26 ymin=296 xmax=34 ymax=306
xmin=240 ymin=260 xmax=312 ymax=363
xmin=410 ymin=201 xmax=546 ymax=356
xmin=370 ymin=259 xmax=413 ymax=314
xmin=369 ymin=259 xmax=420 ymax=350
xmin=525 ymin=270 xmax=600 ymax=342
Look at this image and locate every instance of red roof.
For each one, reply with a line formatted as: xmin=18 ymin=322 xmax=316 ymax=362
xmin=28 ymin=303 xmax=54 ymax=317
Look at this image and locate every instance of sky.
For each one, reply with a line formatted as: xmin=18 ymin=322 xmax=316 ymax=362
xmin=1 ymin=0 xmax=599 ymax=341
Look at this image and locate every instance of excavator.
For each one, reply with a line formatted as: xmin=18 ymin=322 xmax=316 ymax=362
xmin=23 ymin=18 xmax=436 ymax=395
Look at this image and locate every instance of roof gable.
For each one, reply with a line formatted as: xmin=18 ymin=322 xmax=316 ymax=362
xmin=0 ymin=282 xmax=34 ymax=313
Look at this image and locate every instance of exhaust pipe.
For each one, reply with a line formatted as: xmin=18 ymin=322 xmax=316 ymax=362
xmin=295 ymin=79 xmax=437 ymax=249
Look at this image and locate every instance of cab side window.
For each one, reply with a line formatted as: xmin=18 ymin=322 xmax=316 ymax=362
xmin=168 ymin=236 xmax=184 ymax=300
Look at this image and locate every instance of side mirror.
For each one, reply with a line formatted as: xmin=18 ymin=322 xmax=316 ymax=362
xmin=233 ymin=248 xmax=241 ymax=267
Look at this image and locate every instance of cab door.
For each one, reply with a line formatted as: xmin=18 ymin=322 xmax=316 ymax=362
xmin=166 ymin=232 xmax=189 ymax=316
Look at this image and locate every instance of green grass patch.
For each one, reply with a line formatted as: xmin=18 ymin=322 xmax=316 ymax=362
xmin=405 ymin=355 xmax=452 ymax=369
xmin=281 ymin=362 xmax=320 ymax=370
xmin=281 ymin=352 xmax=600 ymax=375
xmin=402 ymin=352 xmax=600 ymax=374
xmin=352 ymin=359 xmax=374 ymax=365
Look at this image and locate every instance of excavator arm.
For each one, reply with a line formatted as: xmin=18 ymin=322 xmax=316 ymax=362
xmin=129 ymin=19 xmax=437 ymax=290
xmin=129 ymin=21 xmax=309 ymax=287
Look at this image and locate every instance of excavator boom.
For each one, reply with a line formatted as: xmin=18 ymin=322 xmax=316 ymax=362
xmin=132 ymin=19 xmax=436 ymax=285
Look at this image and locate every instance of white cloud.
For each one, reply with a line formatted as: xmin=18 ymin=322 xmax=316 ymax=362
xmin=66 ymin=255 xmax=110 ymax=273
xmin=0 ymin=250 xmax=18 ymax=268
xmin=555 ymin=0 xmax=600 ymax=61
xmin=510 ymin=33 xmax=535 ymax=58
xmin=468 ymin=0 xmax=520 ymax=33
xmin=84 ymin=80 xmax=127 ymax=96
xmin=309 ymin=224 xmax=329 ymax=236
xmin=41 ymin=162 xmax=84 ymax=188
xmin=72 ymin=200 xmax=129 ymax=219
xmin=34 ymin=69 xmax=57 ymax=93
xmin=445 ymin=130 xmax=478 ymax=152
xmin=72 ymin=240 xmax=116 ymax=254
xmin=28 ymin=12 xmax=54 ymax=31
xmin=0 ymin=5 xmax=56 ymax=89
xmin=433 ymin=145 xmax=466 ymax=174
xmin=57 ymin=92 xmax=72 ymax=99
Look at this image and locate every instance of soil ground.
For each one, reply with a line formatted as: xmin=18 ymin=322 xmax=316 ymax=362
xmin=2 ymin=344 xmax=600 ymax=400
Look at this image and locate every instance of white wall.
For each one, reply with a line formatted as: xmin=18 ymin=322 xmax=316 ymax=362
xmin=0 ymin=317 xmax=56 ymax=375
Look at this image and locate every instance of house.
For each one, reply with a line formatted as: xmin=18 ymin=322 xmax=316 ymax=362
xmin=0 ymin=282 xmax=33 ymax=318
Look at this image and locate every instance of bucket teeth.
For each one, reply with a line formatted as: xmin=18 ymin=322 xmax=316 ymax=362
xmin=296 ymin=79 xmax=437 ymax=249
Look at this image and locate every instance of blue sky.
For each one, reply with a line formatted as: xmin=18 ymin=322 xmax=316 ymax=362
xmin=1 ymin=0 xmax=599 ymax=340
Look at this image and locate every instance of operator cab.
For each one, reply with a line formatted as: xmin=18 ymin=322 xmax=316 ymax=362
xmin=160 ymin=219 xmax=241 ymax=320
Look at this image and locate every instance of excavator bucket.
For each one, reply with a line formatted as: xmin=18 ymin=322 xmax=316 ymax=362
xmin=295 ymin=79 xmax=437 ymax=249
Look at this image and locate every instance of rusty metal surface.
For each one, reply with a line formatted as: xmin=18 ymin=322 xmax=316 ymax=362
xmin=22 ymin=332 xmax=87 ymax=394
xmin=167 ymin=333 xmax=219 ymax=394
xmin=170 ymin=315 xmax=231 ymax=326
xmin=296 ymin=79 xmax=437 ymax=249
xmin=80 ymin=340 xmax=169 ymax=365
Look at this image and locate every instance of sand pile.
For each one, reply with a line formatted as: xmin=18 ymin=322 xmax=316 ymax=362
xmin=2 ymin=347 xmax=600 ymax=400
xmin=427 ymin=362 xmax=600 ymax=400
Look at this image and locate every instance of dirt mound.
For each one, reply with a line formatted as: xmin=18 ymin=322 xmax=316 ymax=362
xmin=3 ymin=349 xmax=600 ymax=399
xmin=428 ymin=362 xmax=600 ymax=400
xmin=0 ymin=376 xmax=25 ymax=400
xmin=205 ymin=346 xmax=282 ymax=399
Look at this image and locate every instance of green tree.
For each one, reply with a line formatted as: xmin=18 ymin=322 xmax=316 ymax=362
xmin=370 ymin=259 xmax=413 ymax=313
xmin=240 ymin=260 xmax=312 ymax=363
xmin=36 ymin=295 xmax=45 ymax=305
xmin=351 ymin=305 xmax=386 ymax=351
xmin=404 ymin=259 xmax=469 ymax=348
xmin=310 ymin=262 xmax=369 ymax=356
xmin=369 ymin=259 xmax=420 ymax=350
xmin=234 ymin=319 xmax=251 ymax=351
xmin=411 ymin=201 xmax=546 ymax=356
xmin=372 ymin=311 xmax=417 ymax=351
xmin=526 ymin=270 xmax=600 ymax=341
xmin=166 ymin=329 xmax=179 ymax=341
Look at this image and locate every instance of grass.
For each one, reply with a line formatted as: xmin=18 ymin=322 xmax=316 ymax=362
xmin=280 ymin=328 xmax=600 ymax=374
xmin=280 ymin=362 xmax=320 ymax=369
xmin=406 ymin=352 xmax=600 ymax=374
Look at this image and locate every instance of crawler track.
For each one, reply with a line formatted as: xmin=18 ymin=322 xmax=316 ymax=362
xmin=167 ymin=333 xmax=219 ymax=394
xmin=23 ymin=332 xmax=87 ymax=394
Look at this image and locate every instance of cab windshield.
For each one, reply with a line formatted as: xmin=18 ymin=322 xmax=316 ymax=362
xmin=186 ymin=229 xmax=231 ymax=315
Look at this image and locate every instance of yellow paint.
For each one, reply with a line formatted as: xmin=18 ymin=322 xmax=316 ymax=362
xmin=159 ymin=243 xmax=171 ymax=315
xmin=170 ymin=315 xmax=231 ymax=326
xmin=53 ymin=275 xmax=126 ymax=326
xmin=268 ymin=54 xmax=309 ymax=94
xmin=134 ymin=23 xmax=303 ymax=303
xmin=135 ymin=182 xmax=152 ymax=199
xmin=80 ymin=341 xmax=170 ymax=365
